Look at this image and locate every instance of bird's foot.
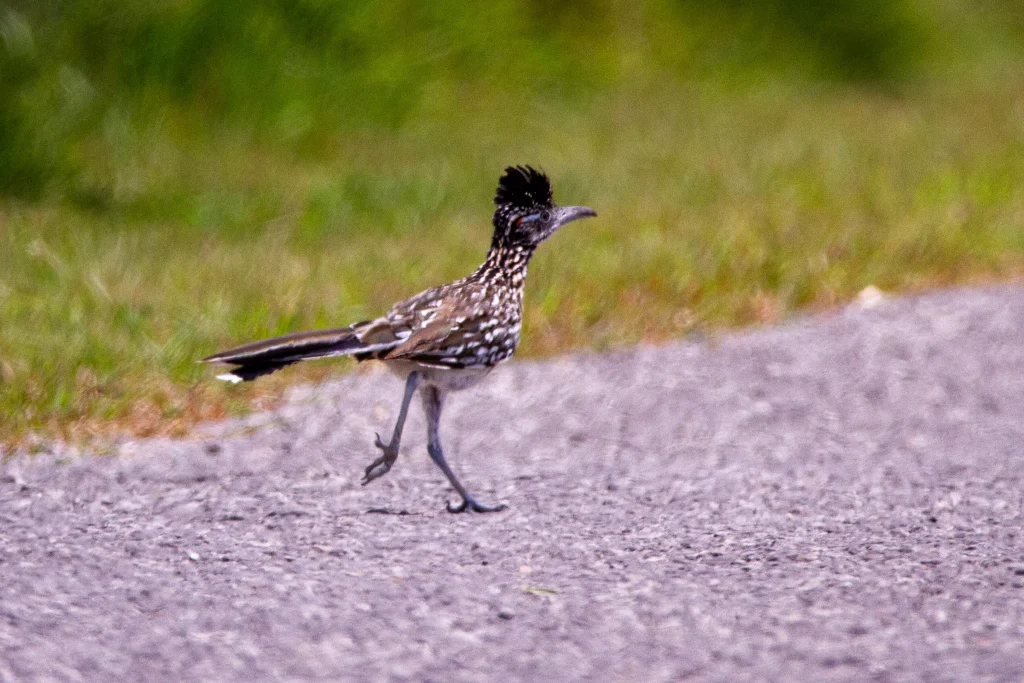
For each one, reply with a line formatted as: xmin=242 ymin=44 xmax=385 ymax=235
xmin=361 ymin=432 xmax=398 ymax=485
xmin=446 ymin=495 xmax=507 ymax=514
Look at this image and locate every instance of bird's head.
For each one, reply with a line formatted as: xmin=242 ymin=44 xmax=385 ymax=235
xmin=492 ymin=165 xmax=596 ymax=249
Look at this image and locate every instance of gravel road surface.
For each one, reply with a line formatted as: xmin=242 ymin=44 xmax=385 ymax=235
xmin=2 ymin=285 xmax=1024 ymax=682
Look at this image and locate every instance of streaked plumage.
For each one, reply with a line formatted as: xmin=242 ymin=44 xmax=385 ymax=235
xmin=203 ymin=165 xmax=596 ymax=512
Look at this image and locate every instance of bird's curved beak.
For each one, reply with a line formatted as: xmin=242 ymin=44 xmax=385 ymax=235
xmin=554 ymin=205 xmax=598 ymax=229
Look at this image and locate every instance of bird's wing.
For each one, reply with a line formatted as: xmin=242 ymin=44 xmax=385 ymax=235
xmin=339 ymin=284 xmax=447 ymax=360
xmin=381 ymin=287 xmax=510 ymax=369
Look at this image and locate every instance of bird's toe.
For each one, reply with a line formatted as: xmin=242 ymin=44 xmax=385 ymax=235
xmin=361 ymin=456 xmax=395 ymax=485
xmin=446 ymin=497 xmax=506 ymax=514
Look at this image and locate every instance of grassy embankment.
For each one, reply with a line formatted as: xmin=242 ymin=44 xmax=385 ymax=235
xmin=2 ymin=1 xmax=1023 ymax=445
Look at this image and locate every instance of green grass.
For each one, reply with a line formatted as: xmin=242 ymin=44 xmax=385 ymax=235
xmin=3 ymin=80 xmax=1024 ymax=445
xmin=3 ymin=0 xmax=1024 ymax=444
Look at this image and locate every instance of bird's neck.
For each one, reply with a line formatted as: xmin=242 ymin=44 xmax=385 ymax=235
xmin=477 ymin=242 xmax=534 ymax=286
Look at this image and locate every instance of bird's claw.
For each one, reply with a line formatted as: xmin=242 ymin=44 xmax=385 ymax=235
xmin=362 ymin=433 xmax=398 ymax=485
xmin=446 ymin=497 xmax=507 ymax=514
xmin=361 ymin=458 xmax=392 ymax=485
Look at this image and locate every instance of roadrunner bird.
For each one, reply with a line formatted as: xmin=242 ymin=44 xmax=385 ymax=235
xmin=203 ymin=166 xmax=596 ymax=512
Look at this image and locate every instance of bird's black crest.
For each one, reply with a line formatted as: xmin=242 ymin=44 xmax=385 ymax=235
xmin=494 ymin=165 xmax=553 ymax=209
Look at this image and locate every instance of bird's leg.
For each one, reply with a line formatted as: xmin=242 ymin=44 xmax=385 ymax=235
xmin=421 ymin=385 xmax=506 ymax=513
xmin=362 ymin=372 xmax=419 ymax=485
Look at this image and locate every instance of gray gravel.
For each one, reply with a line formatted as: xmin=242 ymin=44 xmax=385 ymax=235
xmin=3 ymin=285 xmax=1024 ymax=682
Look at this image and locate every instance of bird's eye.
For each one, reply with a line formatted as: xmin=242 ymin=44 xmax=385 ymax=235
xmin=540 ymin=210 xmax=551 ymax=222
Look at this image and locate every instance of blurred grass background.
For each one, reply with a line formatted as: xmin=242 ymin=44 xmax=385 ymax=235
xmin=2 ymin=0 xmax=1024 ymax=445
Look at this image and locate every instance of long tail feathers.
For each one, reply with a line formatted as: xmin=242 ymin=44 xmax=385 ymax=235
xmin=202 ymin=325 xmax=380 ymax=382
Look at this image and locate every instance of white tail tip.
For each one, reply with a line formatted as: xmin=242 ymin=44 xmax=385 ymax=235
xmin=216 ymin=373 xmax=243 ymax=384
